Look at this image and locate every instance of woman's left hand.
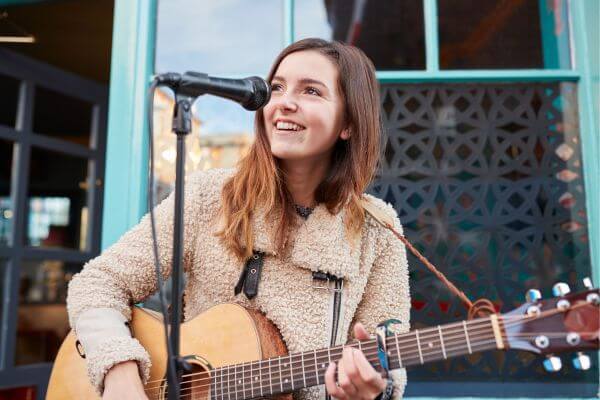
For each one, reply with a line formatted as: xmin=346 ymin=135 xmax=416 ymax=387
xmin=325 ymin=323 xmax=387 ymax=400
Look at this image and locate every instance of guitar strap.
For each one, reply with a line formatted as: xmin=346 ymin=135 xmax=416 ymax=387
xmin=360 ymin=197 xmax=495 ymax=319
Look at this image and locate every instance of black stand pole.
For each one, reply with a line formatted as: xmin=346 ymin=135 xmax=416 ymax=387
xmin=167 ymin=95 xmax=193 ymax=400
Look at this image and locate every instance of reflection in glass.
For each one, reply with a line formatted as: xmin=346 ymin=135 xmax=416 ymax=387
xmin=155 ymin=0 xmax=283 ymax=76
xmin=0 ymin=260 xmax=5 ymax=336
xmin=151 ymin=89 xmax=253 ymax=204
xmin=0 ymin=386 xmax=36 ymax=399
xmin=438 ymin=0 xmax=571 ymax=69
xmin=27 ymin=147 xmax=89 ymax=250
xmin=0 ymin=139 xmax=13 ymax=246
xmin=16 ymin=259 xmax=81 ymax=365
xmin=0 ymin=73 xmax=20 ymax=128
xmin=33 ymin=85 xmax=93 ymax=146
xmin=28 ymin=197 xmax=71 ymax=246
xmin=295 ymin=0 xmax=425 ymax=70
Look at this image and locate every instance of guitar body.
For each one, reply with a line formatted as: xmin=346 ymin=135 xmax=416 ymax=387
xmin=46 ymin=303 xmax=293 ymax=400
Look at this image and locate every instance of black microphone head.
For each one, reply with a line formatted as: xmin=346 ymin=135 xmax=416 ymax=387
xmin=244 ymin=76 xmax=271 ymax=111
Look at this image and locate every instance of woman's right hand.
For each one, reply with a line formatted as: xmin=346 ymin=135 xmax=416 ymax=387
xmin=102 ymin=360 xmax=149 ymax=400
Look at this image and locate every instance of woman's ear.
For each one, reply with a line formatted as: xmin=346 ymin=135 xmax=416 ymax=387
xmin=339 ymin=127 xmax=351 ymax=140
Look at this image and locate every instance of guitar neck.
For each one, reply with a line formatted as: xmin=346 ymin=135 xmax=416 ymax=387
xmin=210 ymin=315 xmax=503 ymax=399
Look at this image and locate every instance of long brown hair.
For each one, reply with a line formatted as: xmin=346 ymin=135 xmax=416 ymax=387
xmin=217 ymin=38 xmax=382 ymax=260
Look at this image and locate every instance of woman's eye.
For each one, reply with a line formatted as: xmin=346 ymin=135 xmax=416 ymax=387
xmin=305 ymin=87 xmax=321 ymax=96
xmin=271 ymin=83 xmax=283 ymax=91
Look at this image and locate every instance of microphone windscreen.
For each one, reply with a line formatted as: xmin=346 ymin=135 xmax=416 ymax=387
xmin=245 ymin=77 xmax=271 ymax=111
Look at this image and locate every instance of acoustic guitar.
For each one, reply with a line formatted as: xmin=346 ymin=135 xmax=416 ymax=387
xmin=47 ymin=284 xmax=599 ymax=399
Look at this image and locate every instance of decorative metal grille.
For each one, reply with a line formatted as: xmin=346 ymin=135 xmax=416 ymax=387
xmin=370 ymin=82 xmax=595 ymax=384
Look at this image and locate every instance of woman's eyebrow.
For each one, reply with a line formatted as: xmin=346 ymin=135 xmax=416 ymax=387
xmin=272 ymin=76 xmax=328 ymax=89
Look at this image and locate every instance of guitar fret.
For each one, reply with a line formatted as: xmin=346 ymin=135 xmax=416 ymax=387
xmin=394 ymin=334 xmax=403 ymax=367
xmin=438 ymin=326 xmax=447 ymax=359
xmin=463 ymin=321 xmax=472 ymax=354
xmin=250 ymin=361 xmax=254 ymax=398
xmin=288 ymin=355 xmax=294 ymax=390
xmin=415 ymin=330 xmax=424 ymax=364
xmin=259 ymin=360 xmax=263 ymax=397
xmin=219 ymin=366 xmax=223 ymax=400
xmin=233 ymin=365 xmax=237 ymax=400
xmin=210 ymin=368 xmax=217 ymax=400
xmin=225 ymin=366 xmax=228 ymax=400
xmin=242 ymin=363 xmax=247 ymax=400
xmin=268 ymin=358 xmax=273 ymax=395
xmin=313 ymin=349 xmax=320 ymax=385
xmin=301 ymin=352 xmax=307 ymax=388
xmin=278 ymin=356 xmax=283 ymax=392
xmin=226 ymin=365 xmax=231 ymax=400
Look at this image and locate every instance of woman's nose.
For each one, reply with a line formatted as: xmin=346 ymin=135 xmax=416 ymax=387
xmin=276 ymin=92 xmax=298 ymax=112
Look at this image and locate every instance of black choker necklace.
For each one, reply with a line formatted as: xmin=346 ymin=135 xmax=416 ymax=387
xmin=294 ymin=204 xmax=315 ymax=219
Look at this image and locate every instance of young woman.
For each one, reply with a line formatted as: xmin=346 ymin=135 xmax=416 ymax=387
xmin=67 ymin=38 xmax=411 ymax=400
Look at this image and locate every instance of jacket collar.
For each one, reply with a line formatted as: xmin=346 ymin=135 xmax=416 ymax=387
xmin=251 ymin=204 xmax=361 ymax=280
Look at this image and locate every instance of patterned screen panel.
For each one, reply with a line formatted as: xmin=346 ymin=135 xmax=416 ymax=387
xmin=371 ymin=82 xmax=595 ymax=385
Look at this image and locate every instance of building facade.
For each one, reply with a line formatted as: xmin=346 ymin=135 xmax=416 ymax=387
xmin=0 ymin=0 xmax=598 ymax=399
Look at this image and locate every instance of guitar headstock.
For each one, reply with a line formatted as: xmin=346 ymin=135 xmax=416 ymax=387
xmin=503 ymin=278 xmax=599 ymax=372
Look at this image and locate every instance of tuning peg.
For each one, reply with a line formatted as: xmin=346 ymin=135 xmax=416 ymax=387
xmin=543 ymin=355 xmax=562 ymax=372
xmin=583 ymin=277 xmax=594 ymax=290
xmin=526 ymin=289 xmax=542 ymax=302
xmin=552 ymin=282 xmax=571 ymax=297
xmin=572 ymin=352 xmax=591 ymax=370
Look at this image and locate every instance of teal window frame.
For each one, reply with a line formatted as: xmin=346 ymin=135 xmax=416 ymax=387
xmin=103 ymin=0 xmax=599 ymax=398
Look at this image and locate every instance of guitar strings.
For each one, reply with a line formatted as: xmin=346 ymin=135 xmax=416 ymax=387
xmin=143 ymin=310 xmax=547 ymax=391
xmin=176 ymin=327 xmax=598 ymax=400
xmin=144 ymin=302 xmax=592 ymax=396
xmin=175 ymin=330 xmax=589 ymax=400
xmin=143 ymin=316 xmax=496 ymax=392
xmin=199 ymin=302 xmax=591 ymax=384
xmin=172 ymin=339 xmax=501 ymax=400
xmin=145 ymin=310 xmax=584 ymax=397
xmin=175 ymin=341 xmax=501 ymax=400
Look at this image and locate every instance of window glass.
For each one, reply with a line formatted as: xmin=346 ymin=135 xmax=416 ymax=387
xmin=374 ymin=82 xmax=594 ymax=394
xmin=0 ymin=386 xmax=36 ymax=399
xmin=0 ymin=139 xmax=13 ymax=246
xmin=16 ymin=259 xmax=81 ymax=365
xmin=27 ymin=147 xmax=89 ymax=250
xmin=155 ymin=0 xmax=284 ymax=76
xmin=0 ymin=73 xmax=20 ymax=129
xmin=438 ymin=0 xmax=571 ymax=69
xmin=0 ymin=259 xmax=6 ymax=344
xmin=296 ymin=0 xmax=425 ymax=70
xmin=151 ymin=88 xmax=253 ymax=204
xmin=33 ymin=86 xmax=93 ymax=147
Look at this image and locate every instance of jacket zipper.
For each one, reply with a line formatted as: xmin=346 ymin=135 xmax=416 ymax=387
xmin=326 ymin=278 xmax=343 ymax=400
xmin=329 ymin=278 xmax=343 ymax=346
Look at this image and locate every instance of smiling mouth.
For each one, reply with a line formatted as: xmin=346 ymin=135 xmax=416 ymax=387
xmin=274 ymin=121 xmax=306 ymax=132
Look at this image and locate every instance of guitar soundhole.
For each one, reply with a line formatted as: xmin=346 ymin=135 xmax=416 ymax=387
xmin=161 ymin=360 xmax=211 ymax=400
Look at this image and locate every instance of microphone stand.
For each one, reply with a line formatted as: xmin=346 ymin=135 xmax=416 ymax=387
xmin=151 ymin=70 xmax=269 ymax=399
xmin=167 ymin=93 xmax=193 ymax=400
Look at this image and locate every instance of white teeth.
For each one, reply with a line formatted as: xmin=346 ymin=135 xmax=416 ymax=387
xmin=276 ymin=121 xmax=304 ymax=131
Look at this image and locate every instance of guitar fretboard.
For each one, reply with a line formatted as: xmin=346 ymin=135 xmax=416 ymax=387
xmin=208 ymin=316 xmax=502 ymax=400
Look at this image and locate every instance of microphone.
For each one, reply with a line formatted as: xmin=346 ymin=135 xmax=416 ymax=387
xmin=155 ymin=72 xmax=271 ymax=111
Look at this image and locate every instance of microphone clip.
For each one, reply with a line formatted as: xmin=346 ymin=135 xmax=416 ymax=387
xmin=153 ymin=72 xmax=183 ymax=87
xmin=172 ymin=97 xmax=193 ymax=136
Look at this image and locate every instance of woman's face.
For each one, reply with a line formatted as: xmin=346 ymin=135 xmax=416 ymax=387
xmin=263 ymin=50 xmax=349 ymax=164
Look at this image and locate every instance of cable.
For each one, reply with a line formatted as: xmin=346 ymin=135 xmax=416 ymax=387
xmin=147 ymin=77 xmax=181 ymax=397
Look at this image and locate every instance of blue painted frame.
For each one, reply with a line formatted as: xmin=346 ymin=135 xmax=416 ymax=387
xmin=101 ymin=0 xmax=157 ymax=249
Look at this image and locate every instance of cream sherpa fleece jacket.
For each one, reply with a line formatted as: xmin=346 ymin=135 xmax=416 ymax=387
xmin=67 ymin=168 xmax=411 ymax=399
